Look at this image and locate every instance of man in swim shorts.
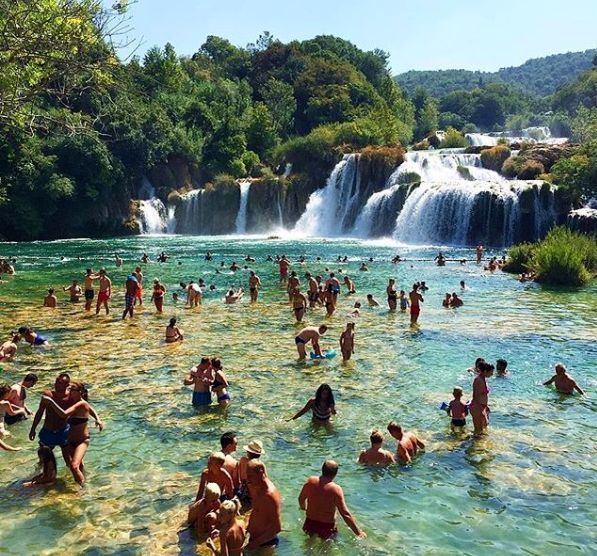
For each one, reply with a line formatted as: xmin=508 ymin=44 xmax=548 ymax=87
xmin=29 ymin=373 xmax=74 ymax=465
xmin=249 ymin=271 xmax=262 ymax=303
xmin=408 ymin=283 xmax=424 ymax=325
xmin=122 ymin=274 xmax=139 ymax=319
xmin=184 ymin=358 xmax=214 ymax=406
xmin=358 ymin=430 xmax=395 ymax=465
xmin=245 ymin=460 xmax=282 ymax=550
xmin=299 ymin=460 xmax=366 ymax=540
xmin=83 ymin=268 xmax=98 ymax=311
xmin=95 ymin=269 xmax=112 ymax=315
xmin=295 ymin=325 xmax=327 ymax=360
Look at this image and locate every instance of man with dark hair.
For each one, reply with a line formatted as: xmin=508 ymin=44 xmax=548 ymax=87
xmin=387 ymin=421 xmax=425 ymax=464
xmin=358 ymin=430 xmax=395 ymax=465
xmin=219 ymin=431 xmax=239 ymax=489
xmin=299 ymin=459 xmax=366 ymax=540
xmin=5 ymin=373 xmax=38 ymax=425
xmin=245 ymin=459 xmax=282 ymax=550
xmin=29 ymin=373 xmax=74 ymax=465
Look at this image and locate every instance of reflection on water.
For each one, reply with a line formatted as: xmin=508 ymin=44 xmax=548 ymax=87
xmin=0 ymin=236 xmax=595 ymax=555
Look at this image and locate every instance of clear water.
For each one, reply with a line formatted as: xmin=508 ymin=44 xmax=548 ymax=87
xmin=0 ymin=236 xmax=595 ymax=555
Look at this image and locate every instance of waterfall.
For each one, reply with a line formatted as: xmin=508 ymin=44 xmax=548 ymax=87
xmin=293 ymin=154 xmax=361 ymax=236
xmin=137 ymin=177 xmax=168 ymax=234
xmin=175 ymin=189 xmax=203 ymax=234
xmin=466 ymin=133 xmax=497 ymax=147
xmin=235 ymin=180 xmax=251 ymax=234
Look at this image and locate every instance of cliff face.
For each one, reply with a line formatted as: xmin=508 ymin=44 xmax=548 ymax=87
xmin=147 ymin=156 xmax=202 ymax=201
xmin=246 ymin=177 xmax=285 ymax=231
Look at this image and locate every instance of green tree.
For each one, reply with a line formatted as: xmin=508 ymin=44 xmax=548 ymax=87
xmin=260 ymin=78 xmax=296 ymax=138
xmin=245 ymin=103 xmax=279 ymax=160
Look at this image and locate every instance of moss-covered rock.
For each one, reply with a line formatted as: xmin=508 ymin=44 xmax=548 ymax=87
xmin=480 ymin=145 xmax=511 ymax=172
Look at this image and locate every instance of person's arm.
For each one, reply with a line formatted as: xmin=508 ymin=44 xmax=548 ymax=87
xmin=289 ymin=399 xmax=314 ymax=421
xmin=298 ymin=481 xmax=309 ymax=510
xmin=339 ymin=333 xmax=345 ymax=349
xmin=196 ymin=471 xmax=207 ymax=501
xmin=29 ymin=397 xmax=47 ymax=440
xmin=446 ymin=401 xmax=452 ymax=416
xmin=335 ymin=488 xmax=366 ymax=537
xmin=312 ymin=338 xmax=323 ymax=356
xmin=572 ymin=380 xmax=585 ymax=395
xmin=41 ymin=396 xmax=86 ymax=418
xmin=187 ymin=499 xmax=202 ymax=525
xmin=88 ymin=404 xmax=104 ymax=431
xmin=330 ymin=404 xmax=336 ymax=415
xmin=357 ymin=450 xmax=366 ymax=463
xmin=1 ymin=401 xmax=26 ymax=417
xmin=416 ymin=437 xmax=425 ymax=450
xmin=176 ymin=327 xmax=184 ymax=340
xmin=183 ymin=372 xmax=195 ymax=386
xmin=1 ymin=438 xmax=20 ymax=452
xmin=216 ymin=372 xmax=229 ymax=388
xmin=543 ymin=375 xmax=555 ymax=386
xmin=398 ymin=443 xmax=411 ymax=464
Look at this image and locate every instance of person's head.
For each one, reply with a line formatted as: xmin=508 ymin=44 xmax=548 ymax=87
xmin=353 ymin=302 xmax=361 ymax=309
xmin=207 ymin=452 xmax=226 ymax=471
xmin=496 ymin=359 xmax=508 ymax=372
xmin=460 ymin=280 xmax=465 ymax=287
xmin=153 ymin=279 xmax=159 ymax=286
xmin=347 ymin=322 xmax=356 ymax=331
xmin=38 ymin=446 xmax=56 ymax=469
xmin=218 ymin=499 xmax=241 ymax=524
xmin=250 ymin=271 xmax=255 ymax=277
xmin=474 ymin=357 xmax=485 ymax=370
xmin=228 ymin=289 xmax=234 ymax=296
xmin=389 ymin=278 xmax=395 ymax=285
xmin=421 ymin=281 xmax=426 ymax=286
xmin=68 ymin=381 xmax=88 ymax=402
xmin=452 ymin=292 xmax=458 ymax=299
xmin=330 ymin=272 xmax=335 ymax=278
xmin=204 ymin=482 xmax=221 ymax=502
xmin=452 ymin=387 xmax=463 ymax=399
xmin=479 ymin=362 xmax=495 ymax=377
xmin=555 ymin=363 xmax=566 ymax=375
xmin=72 ymin=280 xmax=78 ymax=285
xmin=244 ymin=439 xmax=264 ymax=459
xmin=23 ymin=373 xmax=38 ymax=388
xmin=99 ymin=268 xmax=106 ymax=276
xmin=18 ymin=326 xmax=31 ymax=336
xmin=321 ymin=460 xmax=338 ymax=479
xmin=387 ymin=421 xmax=402 ymax=439
xmin=220 ymin=431 xmax=238 ymax=453
xmin=199 ymin=357 xmax=210 ymax=368
xmin=47 ymin=288 xmax=54 ymax=295
xmin=318 ymin=325 xmax=328 ymax=335
xmin=400 ymin=290 xmax=405 ymax=296
xmin=179 ymin=282 xmax=186 ymax=289
xmin=305 ymin=272 xmax=311 ymax=279
xmin=54 ymin=372 xmax=70 ymax=393
xmin=315 ymin=383 xmax=334 ymax=406
xmin=86 ymin=268 xmax=92 ymax=275
xmin=0 ymin=383 xmax=10 ymax=399
xmin=412 ymin=283 xmax=418 ymax=291
xmin=135 ymin=266 xmax=141 ymax=273
xmin=445 ymin=293 xmax=451 ymax=299
xmin=246 ymin=459 xmax=267 ymax=486
xmin=172 ymin=292 xmax=178 ymax=300
xmin=366 ymin=294 xmax=373 ymax=300
xmin=169 ymin=317 xmax=177 ymax=327
xmin=370 ymin=430 xmax=384 ymax=447
xmin=211 ymin=358 xmax=222 ymax=371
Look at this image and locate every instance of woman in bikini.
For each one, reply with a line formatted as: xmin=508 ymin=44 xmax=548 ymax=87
xmin=289 ymin=384 xmax=336 ymax=423
xmin=43 ymin=382 xmax=104 ymax=486
xmin=386 ymin=279 xmax=398 ymax=311
xmin=165 ymin=317 xmax=184 ymax=343
xmin=211 ymin=358 xmax=231 ymax=407
xmin=151 ymin=279 xmax=166 ymax=313
xmin=290 ymin=289 xmax=308 ymax=323
xmin=470 ymin=362 xmax=494 ymax=436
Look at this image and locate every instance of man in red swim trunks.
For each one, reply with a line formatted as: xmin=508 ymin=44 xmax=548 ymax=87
xmin=408 ymin=283 xmax=424 ymax=325
xmin=299 ymin=460 xmax=366 ymax=540
xmin=95 ymin=268 xmax=112 ymax=315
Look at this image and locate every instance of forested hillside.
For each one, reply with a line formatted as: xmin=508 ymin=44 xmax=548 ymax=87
xmin=396 ymin=49 xmax=597 ymax=97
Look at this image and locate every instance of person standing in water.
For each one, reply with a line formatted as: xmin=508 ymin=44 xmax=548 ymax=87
xmin=386 ymin=421 xmax=426 ymax=464
xmin=184 ymin=358 xmax=214 ymax=407
xmin=151 ymin=278 xmax=166 ymax=313
xmin=470 ymin=362 xmax=494 ymax=435
xmin=122 ymin=274 xmax=138 ymax=320
xmin=83 ymin=268 xmax=98 ymax=311
xmin=4 ymin=373 xmax=38 ymax=425
xmin=287 ymin=271 xmax=300 ymax=301
xmin=278 ymin=255 xmax=290 ymax=285
xmin=295 ymin=325 xmax=327 ymax=360
xmin=339 ymin=323 xmax=355 ymax=362
xmin=289 ymin=384 xmax=336 ymax=423
xmin=299 ymin=460 xmax=366 ymax=540
xmin=358 ymin=430 xmax=395 ymax=465
xmin=445 ymin=387 xmax=468 ymax=430
xmin=386 ymin=279 xmax=398 ymax=311
xmin=133 ymin=266 xmax=143 ymax=306
xmin=409 ymin=283 xmax=424 ymax=325
xmin=249 ymin=271 xmax=262 ymax=303
xmin=476 ymin=245 xmax=484 ymax=264
xmin=43 ymin=289 xmax=57 ymax=308
xmin=306 ymin=272 xmax=319 ymax=308
xmin=290 ymin=288 xmax=309 ymax=323
xmin=211 ymin=358 xmax=231 ymax=407
xmin=95 ymin=269 xmax=112 ymax=315
xmin=63 ymin=280 xmax=82 ymax=302
xmin=543 ymin=363 xmax=584 ymax=395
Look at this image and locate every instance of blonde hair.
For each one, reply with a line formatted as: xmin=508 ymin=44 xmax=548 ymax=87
xmin=219 ymin=498 xmax=241 ymax=521
xmin=204 ymin=482 xmax=221 ymax=500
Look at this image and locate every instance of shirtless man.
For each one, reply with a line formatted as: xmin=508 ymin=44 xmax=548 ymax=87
xmin=29 ymin=373 xmax=74 ymax=465
xmin=290 ymin=289 xmax=308 ymax=323
xmin=358 ymin=430 xmax=395 ymax=465
xmin=114 ymin=254 xmax=123 ymax=267
xmin=343 ymin=276 xmax=356 ymax=294
xmin=133 ymin=266 xmax=143 ymax=305
xmin=225 ymin=288 xmax=243 ymax=304
xmin=339 ymin=323 xmax=355 ymax=362
xmin=287 ymin=271 xmax=300 ymax=301
xmin=295 ymin=325 xmax=327 ymax=360
xmin=279 ymin=255 xmax=290 ymax=285
xmin=0 ymin=335 xmax=19 ymax=362
xmin=249 ymin=271 xmax=262 ymax=302
xmin=43 ymin=289 xmax=57 ymax=308
xmin=245 ymin=460 xmax=282 ymax=550
xmin=219 ymin=431 xmax=239 ymax=490
xmin=196 ymin=452 xmax=235 ymax=501
xmin=366 ymin=294 xmax=380 ymax=307
xmin=476 ymin=244 xmax=484 ymax=264
xmin=184 ymin=358 xmax=214 ymax=406
xmin=408 ymin=283 xmax=424 ymax=325
xmin=122 ymin=274 xmax=139 ymax=319
xmin=63 ymin=280 xmax=82 ymax=302
xmin=299 ymin=460 xmax=366 ymax=540
xmin=325 ymin=273 xmax=341 ymax=307
xmin=83 ymin=268 xmax=98 ymax=311
xmin=306 ymin=272 xmax=319 ymax=308
xmin=387 ymin=421 xmax=425 ymax=464
xmin=544 ymin=363 xmax=585 ymax=395
xmin=4 ymin=373 xmax=37 ymax=425
xmin=95 ymin=269 xmax=112 ymax=315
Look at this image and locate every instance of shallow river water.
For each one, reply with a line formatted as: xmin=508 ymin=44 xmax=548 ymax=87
xmin=0 ymin=236 xmax=595 ymax=555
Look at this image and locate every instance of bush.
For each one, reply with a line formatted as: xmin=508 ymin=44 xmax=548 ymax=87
xmin=480 ymin=145 xmax=511 ymax=172
xmin=439 ymin=127 xmax=468 ymax=148
xmin=396 ymin=171 xmax=421 ymax=185
xmin=501 ymin=156 xmax=520 ymax=178
xmin=517 ymin=159 xmax=545 ymax=179
xmin=533 ymin=227 xmax=597 ymax=286
xmin=461 ymin=123 xmax=478 ymax=134
xmin=412 ymin=139 xmax=429 ymax=151
xmin=503 ymin=243 xmax=535 ymax=274
xmin=551 ymin=143 xmax=597 ymax=203
xmin=456 ymin=165 xmax=474 ymax=180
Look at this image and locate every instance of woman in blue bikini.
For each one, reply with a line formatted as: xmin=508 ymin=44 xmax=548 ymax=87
xmin=211 ymin=358 xmax=231 ymax=407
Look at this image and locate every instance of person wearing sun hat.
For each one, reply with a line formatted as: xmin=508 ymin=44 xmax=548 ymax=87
xmin=238 ymin=439 xmax=267 ymax=505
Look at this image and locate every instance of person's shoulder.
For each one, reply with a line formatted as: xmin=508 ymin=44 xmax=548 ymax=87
xmin=43 ymin=389 xmax=53 ymax=397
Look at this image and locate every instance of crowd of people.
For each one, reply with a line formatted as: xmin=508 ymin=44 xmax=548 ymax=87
xmin=0 ymin=246 xmax=587 ymax=553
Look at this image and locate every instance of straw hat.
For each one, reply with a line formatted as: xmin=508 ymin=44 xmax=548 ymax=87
xmin=243 ymin=439 xmax=264 ymax=455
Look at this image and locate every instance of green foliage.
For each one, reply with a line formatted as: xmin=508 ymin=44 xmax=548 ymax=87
xmin=571 ymin=106 xmax=597 ymax=143
xmin=439 ymin=127 xmax=467 ymax=148
xmin=551 ymin=68 xmax=597 ymax=115
xmin=480 ymin=145 xmax=511 ymax=172
xmin=503 ymin=243 xmax=536 ymax=273
xmin=501 ymin=156 xmax=545 ymax=180
xmin=550 ymin=141 xmax=597 ymax=203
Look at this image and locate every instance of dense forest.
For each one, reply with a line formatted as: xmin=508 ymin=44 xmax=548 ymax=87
xmin=0 ymin=1 xmax=595 ymax=241
xmin=396 ymin=49 xmax=597 ymax=97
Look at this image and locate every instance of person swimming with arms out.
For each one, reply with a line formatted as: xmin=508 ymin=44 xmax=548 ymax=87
xmin=17 ymin=326 xmax=48 ymax=347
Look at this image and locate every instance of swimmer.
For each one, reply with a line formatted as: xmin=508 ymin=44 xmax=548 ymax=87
xmin=408 ymin=283 xmax=424 ymax=325
xmin=172 ymin=292 xmax=179 ymax=304
xmin=343 ymin=276 xmax=356 ymax=294
xmin=322 ymin=289 xmax=335 ymax=317
xmin=366 ymin=294 xmax=380 ymax=307
xmin=279 ymin=255 xmax=290 ymax=284
xmin=63 ymin=280 xmax=82 ymax=302
xmin=122 ymin=273 xmax=138 ymax=319
xmin=17 ymin=326 xmax=48 ymax=347
xmin=287 ymin=271 xmax=300 ymax=300
xmin=398 ymin=290 xmax=409 ymax=311
xmin=543 ymin=363 xmax=584 ymax=395
xmin=467 ymin=358 xmax=485 ymax=374
xmin=225 ymin=288 xmax=243 ymax=304
xmin=349 ymin=302 xmax=361 ymax=318
xmin=386 ymin=421 xmax=425 ymax=464
xmin=230 ymin=261 xmax=240 ymax=272
xmin=196 ymin=452 xmax=235 ymax=501
xmin=157 ymin=251 xmax=169 ymax=263
xmin=165 ymin=317 xmax=184 ymax=343
xmin=460 ymin=280 xmax=466 ymax=289
xmin=151 ymin=278 xmax=166 ymax=313
xmin=290 ymin=288 xmax=309 ymax=323
xmin=295 ymin=325 xmax=328 ymax=360
xmin=289 ymin=384 xmax=336 ymax=422
xmin=435 ymin=252 xmax=446 ymax=266
xmin=141 ymin=253 xmax=149 ymax=264
xmin=445 ymin=387 xmax=468 ymax=430
xmin=0 ymin=335 xmax=19 ymax=362
xmin=450 ymin=293 xmax=463 ymax=307
xmin=442 ymin=293 xmax=451 ymax=308
xmin=95 ymin=268 xmax=112 ymax=315
xmin=339 ymin=323 xmax=355 ymax=362
xmin=205 ymin=498 xmax=246 ymax=556
xmin=114 ymin=254 xmax=123 ymax=267
xmin=358 ymin=430 xmax=395 ymax=465
xmin=187 ymin=482 xmax=221 ymax=536
xmin=496 ymin=358 xmax=509 ymax=376
xmin=0 ymin=383 xmax=27 ymax=439
xmin=359 ymin=262 xmax=369 ymax=271
xmin=419 ymin=281 xmax=429 ymax=291
xmin=245 ymin=255 xmax=256 ymax=262
xmin=249 ymin=271 xmax=262 ymax=302
xmin=185 ymin=281 xmax=202 ymax=307
xmin=386 ymin=279 xmax=398 ymax=311
xmin=23 ymin=446 xmax=56 ymax=484
xmin=43 ymin=288 xmax=57 ymax=308
xmin=211 ymin=358 xmax=231 ymax=407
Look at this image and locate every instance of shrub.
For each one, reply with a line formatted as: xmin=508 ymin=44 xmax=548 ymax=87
xmin=480 ymin=145 xmax=511 ymax=172
xmin=396 ymin=171 xmax=421 ymax=185
xmin=503 ymin=243 xmax=535 ymax=274
xmin=461 ymin=123 xmax=478 ymax=134
xmin=456 ymin=165 xmax=474 ymax=180
xmin=501 ymin=156 xmax=520 ymax=177
xmin=439 ymin=127 xmax=468 ymax=148
xmin=241 ymin=151 xmax=260 ymax=176
xmin=533 ymin=227 xmax=597 ymax=286
xmin=412 ymin=139 xmax=429 ymax=151
xmin=517 ymin=159 xmax=545 ymax=180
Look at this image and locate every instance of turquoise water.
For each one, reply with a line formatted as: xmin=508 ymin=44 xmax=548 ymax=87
xmin=0 ymin=236 xmax=595 ymax=555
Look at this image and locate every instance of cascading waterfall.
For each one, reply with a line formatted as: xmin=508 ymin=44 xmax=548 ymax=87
xmin=175 ymin=189 xmax=203 ymax=234
xmin=466 ymin=127 xmax=568 ymax=147
xmin=137 ymin=177 xmax=168 ymax=234
xmin=235 ymin=180 xmax=251 ymax=234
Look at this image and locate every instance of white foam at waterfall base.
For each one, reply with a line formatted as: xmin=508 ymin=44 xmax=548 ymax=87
xmin=138 ymin=198 xmax=168 ymax=234
xmin=235 ymin=180 xmax=251 ymax=234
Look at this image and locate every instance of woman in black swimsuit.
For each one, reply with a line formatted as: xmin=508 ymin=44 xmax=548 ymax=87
xmin=43 ymin=382 xmax=103 ymax=486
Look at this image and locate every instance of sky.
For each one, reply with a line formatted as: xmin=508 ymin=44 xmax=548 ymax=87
xmin=112 ymin=0 xmax=597 ymax=74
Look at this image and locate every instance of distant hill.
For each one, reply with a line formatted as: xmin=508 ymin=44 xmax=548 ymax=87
xmin=396 ymin=49 xmax=597 ymax=97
